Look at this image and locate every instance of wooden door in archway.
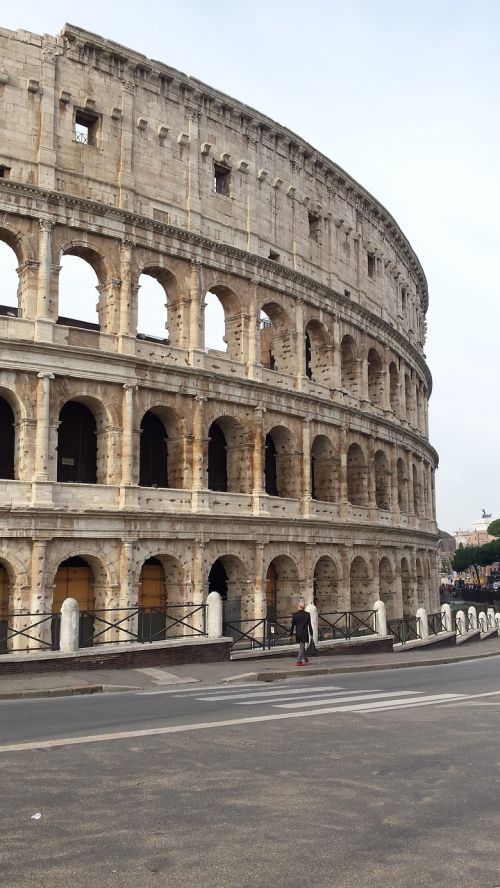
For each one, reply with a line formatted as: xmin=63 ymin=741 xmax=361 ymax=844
xmin=0 ymin=564 xmax=8 ymax=653
xmin=138 ymin=558 xmax=166 ymax=641
xmin=53 ymin=557 xmax=94 ymax=648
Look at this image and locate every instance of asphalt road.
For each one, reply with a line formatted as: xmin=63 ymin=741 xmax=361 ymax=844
xmin=1 ymin=659 xmax=499 ymax=888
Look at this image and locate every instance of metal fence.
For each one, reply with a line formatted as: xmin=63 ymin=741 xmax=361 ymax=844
xmin=318 ymin=610 xmax=377 ymax=641
xmin=427 ymin=611 xmax=446 ymax=636
xmin=0 ymin=605 xmax=207 ymax=654
xmin=222 ymin=618 xmax=291 ymax=650
xmin=386 ymin=616 xmax=421 ymax=645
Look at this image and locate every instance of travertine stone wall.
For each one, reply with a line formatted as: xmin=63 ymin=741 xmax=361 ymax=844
xmin=0 ymin=24 xmax=439 ymax=644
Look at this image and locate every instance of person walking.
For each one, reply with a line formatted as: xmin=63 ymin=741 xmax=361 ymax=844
xmin=290 ymin=600 xmax=313 ymax=666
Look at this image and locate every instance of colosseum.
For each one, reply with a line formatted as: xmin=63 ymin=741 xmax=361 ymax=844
xmin=0 ymin=23 xmax=439 ymax=652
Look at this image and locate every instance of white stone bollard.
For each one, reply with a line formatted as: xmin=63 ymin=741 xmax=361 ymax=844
xmin=306 ymin=603 xmax=319 ymax=645
xmin=441 ymin=603 xmax=452 ymax=633
xmin=206 ymin=590 xmax=223 ymax=639
xmin=468 ymin=606 xmax=478 ymax=631
xmin=416 ymin=607 xmax=429 ymax=641
xmin=487 ymin=607 xmax=495 ymax=629
xmin=478 ymin=611 xmax=487 ymax=632
xmin=60 ymin=598 xmax=80 ymax=652
xmin=456 ymin=610 xmax=465 ymax=636
xmin=495 ymin=613 xmax=500 ymax=635
xmin=373 ymin=600 xmax=387 ymax=637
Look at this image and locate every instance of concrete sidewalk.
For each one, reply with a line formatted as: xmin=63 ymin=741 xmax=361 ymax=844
xmin=1 ymin=634 xmax=500 ymax=700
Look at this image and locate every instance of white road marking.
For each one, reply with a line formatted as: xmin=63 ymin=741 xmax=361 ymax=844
xmin=135 ymin=668 xmax=199 ymax=685
xmin=275 ymin=690 xmax=419 ymax=709
xmin=0 ymin=693 xmax=466 ymax=753
xmin=198 ymin=685 xmax=345 ymax=701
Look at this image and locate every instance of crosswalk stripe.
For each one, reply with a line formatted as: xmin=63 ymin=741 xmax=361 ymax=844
xmin=197 ymin=684 xmax=344 ymax=702
xmin=282 ymin=693 xmax=464 ymax=716
xmin=275 ymin=690 xmax=419 ymax=709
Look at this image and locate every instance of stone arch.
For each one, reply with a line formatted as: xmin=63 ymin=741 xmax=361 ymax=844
xmin=139 ymin=405 xmax=184 ymax=490
xmin=350 ymin=555 xmax=372 ymax=611
xmin=379 ymin=556 xmax=395 ymax=619
xmin=137 ymin=266 xmax=174 ymax=344
xmin=311 ymin=434 xmax=337 ymax=502
xmin=314 ymin=555 xmax=340 ymax=613
xmin=305 ymin=319 xmax=332 ymax=385
xmin=0 ymin=555 xmax=28 ymax=653
xmin=374 ymin=449 xmax=390 ymax=510
xmin=137 ymin=553 xmax=186 ymax=639
xmin=0 ymin=238 xmax=20 ymax=314
xmin=347 ymin=442 xmax=368 ymax=506
xmin=56 ymin=400 xmax=98 ymax=484
xmin=0 ymin=224 xmax=31 ymax=267
xmin=265 ymin=554 xmax=300 ymax=621
xmin=204 ymin=283 xmax=242 ymax=359
xmin=58 ymin=244 xmax=108 ymax=328
xmin=265 ymin=425 xmax=299 ymax=498
xmin=208 ymin=553 xmax=249 ymax=614
xmin=389 ymin=361 xmax=399 ymax=413
xmin=341 ymin=335 xmax=359 ymax=396
xmin=259 ymin=301 xmax=295 ymax=374
xmin=51 ymin=553 xmax=110 ymax=648
xmin=207 ymin=415 xmax=249 ymax=494
xmin=367 ymin=348 xmax=384 ymax=405
xmin=0 ymin=390 xmax=18 ymax=480
xmin=397 ymin=457 xmax=408 ymax=512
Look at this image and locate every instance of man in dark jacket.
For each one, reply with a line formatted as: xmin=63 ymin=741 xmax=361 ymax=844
xmin=290 ymin=600 xmax=313 ymax=666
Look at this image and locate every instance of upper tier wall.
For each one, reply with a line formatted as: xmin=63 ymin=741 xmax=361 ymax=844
xmin=0 ymin=23 xmax=427 ymax=348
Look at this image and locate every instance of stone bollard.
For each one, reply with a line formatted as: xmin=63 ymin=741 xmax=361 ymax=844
xmin=495 ymin=613 xmax=500 ymax=635
xmin=416 ymin=607 xmax=429 ymax=641
xmin=456 ymin=610 xmax=465 ymax=635
xmin=206 ymin=590 xmax=223 ymax=639
xmin=60 ymin=598 xmax=80 ymax=653
xmin=487 ymin=607 xmax=495 ymax=629
xmin=441 ymin=603 xmax=452 ymax=633
xmin=373 ymin=600 xmax=387 ymax=637
xmin=468 ymin=606 xmax=478 ymax=631
xmin=478 ymin=611 xmax=487 ymax=632
xmin=306 ymin=603 xmax=319 ymax=645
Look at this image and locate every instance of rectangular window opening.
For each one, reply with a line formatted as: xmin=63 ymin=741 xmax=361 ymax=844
xmin=269 ymin=250 xmax=280 ymax=261
xmin=74 ymin=110 xmax=99 ymax=146
xmin=213 ymin=163 xmax=231 ymax=196
xmin=367 ymin=253 xmax=376 ymax=279
xmin=308 ymin=212 xmax=321 ymax=241
xmin=0 ymin=165 xmax=11 ymax=179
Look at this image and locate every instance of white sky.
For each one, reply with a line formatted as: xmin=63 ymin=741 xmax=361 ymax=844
xmin=1 ymin=0 xmax=499 ymax=533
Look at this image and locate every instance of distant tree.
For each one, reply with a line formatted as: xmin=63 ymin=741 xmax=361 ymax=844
xmin=452 ymin=544 xmax=482 ymax=584
xmin=487 ymin=519 xmax=500 ymax=538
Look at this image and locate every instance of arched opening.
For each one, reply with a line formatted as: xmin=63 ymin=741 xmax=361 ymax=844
xmin=401 ymin=557 xmax=413 ymax=617
xmin=311 ymin=435 xmax=337 ymax=502
xmin=137 ymin=272 xmax=169 ymax=343
xmin=208 ymin=421 xmax=228 ymax=491
xmin=412 ymin=464 xmax=420 ymax=514
xmin=350 ymin=556 xmax=371 ymax=611
xmin=259 ymin=302 xmax=294 ymax=374
xmin=305 ymin=330 xmax=312 ymax=379
xmin=58 ymin=254 xmax=100 ymax=328
xmin=397 ymin=458 xmax=407 ymax=512
xmin=57 ymin=401 xmax=97 ymax=484
xmin=210 ymin=554 xmax=248 ymax=622
xmin=0 ymin=240 xmax=20 ymax=316
xmin=264 ymin=426 xmax=298 ymax=498
xmin=0 ymin=563 xmax=9 ymax=654
xmin=266 ymin=562 xmax=277 ymax=622
xmin=367 ymin=348 xmax=383 ymax=405
xmin=389 ymin=362 xmax=399 ymax=413
xmin=341 ymin=335 xmax=359 ymax=396
xmin=266 ymin=555 xmax=299 ymax=620
xmin=379 ymin=557 xmax=395 ymax=619
xmin=314 ymin=556 xmax=339 ymax=613
xmin=0 ymin=396 xmax=15 ymax=480
xmin=204 ymin=291 xmax=227 ymax=352
xmin=374 ymin=450 xmax=390 ymax=510
xmin=138 ymin=557 xmax=166 ymax=641
xmin=53 ymin=556 xmax=95 ymax=647
xmin=347 ymin=443 xmax=367 ymax=506
xmin=139 ymin=411 xmax=168 ymax=488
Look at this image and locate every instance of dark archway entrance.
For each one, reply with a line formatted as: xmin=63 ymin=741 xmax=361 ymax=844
xmin=53 ymin=556 xmax=95 ymax=647
xmin=0 ymin=398 xmax=14 ymax=480
xmin=138 ymin=557 xmax=167 ymax=641
xmin=265 ymin=562 xmax=277 ymax=622
xmin=264 ymin=433 xmax=278 ymax=496
xmin=208 ymin=422 xmax=228 ymax=491
xmin=139 ymin=412 xmax=168 ymax=487
xmin=0 ymin=564 xmax=8 ymax=653
xmin=57 ymin=402 xmax=97 ymax=483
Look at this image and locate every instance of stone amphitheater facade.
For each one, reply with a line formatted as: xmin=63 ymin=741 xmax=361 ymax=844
xmin=0 ymin=23 xmax=439 ymax=642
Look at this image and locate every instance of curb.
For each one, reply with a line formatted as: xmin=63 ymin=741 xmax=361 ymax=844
xmin=0 ymin=685 xmax=103 ymax=701
xmin=255 ymin=647 xmax=500 ymax=682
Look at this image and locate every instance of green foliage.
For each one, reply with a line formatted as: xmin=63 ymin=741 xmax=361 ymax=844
xmin=452 ymin=538 xmax=500 ymax=578
xmin=487 ymin=519 xmax=500 ymax=538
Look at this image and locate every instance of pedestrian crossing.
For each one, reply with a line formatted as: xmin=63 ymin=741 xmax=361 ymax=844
xmin=171 ymin=681 xmax=465 ymax=715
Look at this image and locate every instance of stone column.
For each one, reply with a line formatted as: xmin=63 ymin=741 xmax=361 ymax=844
xmin=302 ymin=544 xmax=314 ymax=604
xmin=192 ymin=540 xmax=204 ymax=604
xmin=17 ymin=259 xmax=39 ymax=320
xmin=301 ymin=420 xmax=311 ymax=517
xmin=28 ymin=538 xmax=51 ymax=650
xmin=37 ymin=46 xmax=59 ymax=190
xmin=36 ymin=220 xmax=55 ymax=341
xmin=118 ymin=79 xmax=135 ymax=211
xmin=393 ymin=560 xmax=403 ymax=619
xmin=390 ymin=445 xmax=400 ymax=516
xmin=31 ymin=372 xmax=55 ymax=507
xmin=191 ymin=396 xmax=207 ymax=512
xmin=252 ymin=542 xmax=266 ymax=620
xmin=118 ymin=240 xmax=137 ymax=354
xmin=339 ymin=428 xmax=349 ymax=521
xmin=246 ymin=279 xmax=259 ymax=379
xmin=359 ymin=358 xmax=368 ymax=401
xmin=121 ymin=384 xmax=137 ymax=486
xmin=188 ymin=259 xmax=204 ymax=364
xmin=295 ymin=298 xmax=305 ymax=389
xmin=340 ymin=547 xmax=352 ymax=611
xmin=332 ymin=319 xmax=342 ymax=390
xmin=252 ymin=408 xmax=265 ymax=515
xmin=187 ymin=109 xmax=202 ymax=233
xmin=367 ymin=438 xmax=377 ymax=508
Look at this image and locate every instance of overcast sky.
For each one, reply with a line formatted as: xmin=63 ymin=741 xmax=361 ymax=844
xmin=1 ymin=0 xmax=499 ymax=533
